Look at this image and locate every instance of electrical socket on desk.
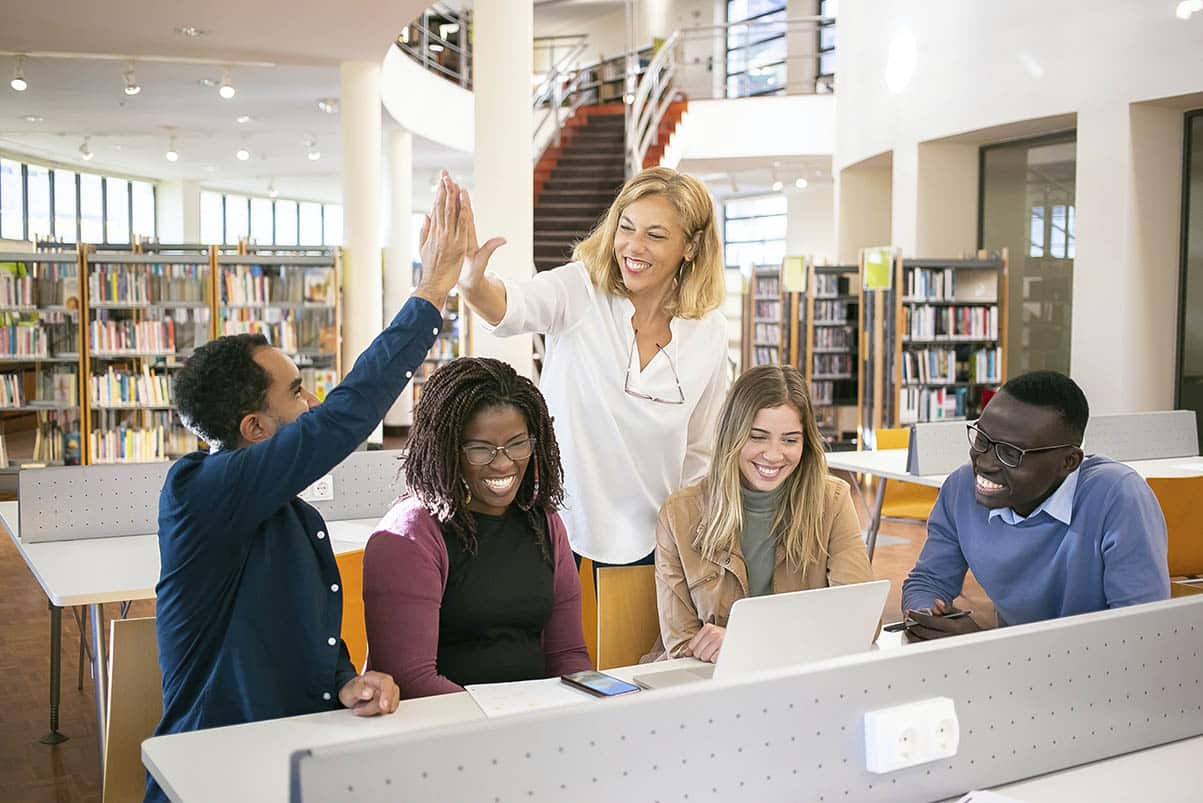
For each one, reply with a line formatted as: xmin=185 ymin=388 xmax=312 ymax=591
xmin=299 ymin=474 xmax=335 ymax=503
xmin=864 ymin=696 xmax=960 ymax=773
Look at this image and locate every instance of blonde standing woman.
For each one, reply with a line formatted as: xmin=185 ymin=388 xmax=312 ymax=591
xmin=652 ymin=365 xmax=873 ymax=662
xmin=457 ymin=167 xmax=728 ymax=569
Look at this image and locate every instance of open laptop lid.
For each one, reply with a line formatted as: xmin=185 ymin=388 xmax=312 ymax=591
xmin=714 ymin=579 xmax=890 ymax=681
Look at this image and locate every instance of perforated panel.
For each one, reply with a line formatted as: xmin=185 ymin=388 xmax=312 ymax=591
xmin=1084 ymin=411 xmax=1198 ymax=461
xmin=17 ymin=449 xmax=407 ymax=543
xmin=907 ymin=420 xmax=968 ymax=475
xmin=291 ymin=597 xmax=1203 ymax=803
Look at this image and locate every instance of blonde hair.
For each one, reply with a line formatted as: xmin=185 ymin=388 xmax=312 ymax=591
xmin=694 ymin=365 xmax=830 ymax=574
xmin=572 ymin=166 xmax=724 ymax=319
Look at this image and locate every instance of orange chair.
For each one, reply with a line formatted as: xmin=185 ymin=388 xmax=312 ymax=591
xmin=578 ymin=557 xmax=599 ymax=667
xmin=876 ymin=427 xmax=939 ymax=521
xmin=334 ymin=549 xmax=368 ymax=671
xmin=1145 ymin=476 xmax=1203 ymax=598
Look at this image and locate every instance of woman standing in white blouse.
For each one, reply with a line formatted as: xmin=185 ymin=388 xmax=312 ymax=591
xmin=458 ymin=167 xmax=729 ymax=567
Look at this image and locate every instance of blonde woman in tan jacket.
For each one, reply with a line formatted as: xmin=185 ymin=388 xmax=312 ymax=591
xmin=653 ymin=365 xmax=873 ymax=662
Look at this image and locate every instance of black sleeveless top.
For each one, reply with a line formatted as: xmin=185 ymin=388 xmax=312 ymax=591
xmin=437 ymin=506 xmax=556 ymax=686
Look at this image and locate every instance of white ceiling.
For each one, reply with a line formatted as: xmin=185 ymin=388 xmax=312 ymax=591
xmin=680 ymin=155 xmax=834 ymax=200
xmin=0 ymin=0 xmax=472 ymax=205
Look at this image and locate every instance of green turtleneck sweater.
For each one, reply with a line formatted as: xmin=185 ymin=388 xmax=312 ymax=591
xmin=740 ymin=484 xmax=784 ymax=597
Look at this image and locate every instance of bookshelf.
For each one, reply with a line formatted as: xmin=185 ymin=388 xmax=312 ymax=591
xmin=804 ymin=264 xmax=860 ymax=448
xmin=859 ymin=249 xmax=1008 ymax=440
xmin=741 ymin=266 xmax=795 ymax=370
xmin=216 ymin=252 xmax=342 ymax=406
xmin=0 ymin=250 xmax=85 ymax=469
xmin=410 ymin=261 xmax=461 ymax=406
xmin=574 ymin=47 xmax=654 ymax=104
xmin=83 ymin=251 xmax=213 ymax=463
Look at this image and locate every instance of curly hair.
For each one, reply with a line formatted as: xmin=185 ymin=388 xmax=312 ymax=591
xmin=174 ymin=333 xmax=272 ymax=451
xmin=405 ymin=357 xmax=565 ymax=558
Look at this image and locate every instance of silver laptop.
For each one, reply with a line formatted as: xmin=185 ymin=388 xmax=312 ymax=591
xmin=634 ymin=579 xmax=890 ymax=689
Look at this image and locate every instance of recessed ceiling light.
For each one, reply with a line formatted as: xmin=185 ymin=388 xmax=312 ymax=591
xmin=794 ymin=178 xmax=809 ymax=189
xmin=316 ymin=98 xmax=338 ymax=115
xmin=22 ymin=115 xmax=44 ymax=123
xmin=175 ymin=26 xmax=207 ymax=37
xmin=235 ymin=147 xmax=250 ymax=161
xmin=236 ymin=115 xmax=252 ymax=124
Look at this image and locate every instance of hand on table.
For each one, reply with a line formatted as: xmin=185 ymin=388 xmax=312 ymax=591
xmin=684 ymin=623 xmax=726 ymax=663
xmin=338 ymin=671 xmax=400 ymax=716
xmin=904 ymin=599 xmax=982 ymax=642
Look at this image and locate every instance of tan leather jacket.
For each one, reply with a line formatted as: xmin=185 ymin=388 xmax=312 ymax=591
xmin=652 ymin=474 xmax=874 ymax=659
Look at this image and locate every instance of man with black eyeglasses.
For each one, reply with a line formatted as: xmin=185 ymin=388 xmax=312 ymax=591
xmin=902 ymin=370 xmax=1170 ymax=640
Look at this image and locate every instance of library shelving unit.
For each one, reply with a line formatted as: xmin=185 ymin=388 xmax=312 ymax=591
xmin=0 ymin=250 xmax=85 ymax=470
xmin=741 ymin=265 xmax=796 ymax=371
xmin=410 ymin=261 xmax=461 ymax=406
xmin=859 ymin=249 xmax=1008 ymax=440
xmin=83 ymin=249 xmax=213 ymax=463
xmin=575 ymin=47 xmax=654 ymax=104
xmin=804 ymin=264 xmax=860 ymax=449
xmin=216 ymin=249 xmax=342 ymax=409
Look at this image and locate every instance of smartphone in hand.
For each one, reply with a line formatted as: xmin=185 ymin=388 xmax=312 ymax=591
xmin=561 ymin=670 xmax=641 ymax=697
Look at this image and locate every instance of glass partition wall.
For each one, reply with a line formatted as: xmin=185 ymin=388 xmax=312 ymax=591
xmin=1176 ymin=110 xmax=1203 ymax=451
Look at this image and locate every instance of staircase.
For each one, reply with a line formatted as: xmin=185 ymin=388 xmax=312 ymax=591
xmin=533 ymin=104 xmax=627 ymax=272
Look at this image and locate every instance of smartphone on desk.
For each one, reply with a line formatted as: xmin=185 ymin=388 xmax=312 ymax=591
xmin=561 ymin=670 xmax=642 ymax=697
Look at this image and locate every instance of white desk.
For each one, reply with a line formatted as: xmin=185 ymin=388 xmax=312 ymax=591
xmin=0 ymin=500 xmax=381 ymax=777
xmin=825 ymin=449 xmax=1203 ymax=558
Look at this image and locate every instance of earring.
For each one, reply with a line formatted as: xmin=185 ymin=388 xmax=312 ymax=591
xmin=462 ymin=478 xmax=472 ymax=507
xmin=531 ymin=462 xmax=541 ymax=499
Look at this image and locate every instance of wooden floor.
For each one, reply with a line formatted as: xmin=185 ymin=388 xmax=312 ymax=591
xmin=0 ymin=472 xmax=992 ymax=802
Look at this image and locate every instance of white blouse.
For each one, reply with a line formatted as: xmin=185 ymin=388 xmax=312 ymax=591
xmin=484 ymin=262 xmax=730 ymax=564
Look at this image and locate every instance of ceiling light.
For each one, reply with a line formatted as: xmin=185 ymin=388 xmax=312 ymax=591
xmin=268 ymin=182 xmax=279 ymax=199
xmin=235 ymin=147 xmax=250 ymax=161
xmin=428 ymin=43 xmax=445 ymax=53
xmin=79 ymin=137 xmax=94 ymax=161
xmin=123 ymin=61 xmax=141 ymax=95
xmin=218 ymin=69 xmax=236 ymax=99
xmin=165 ymin=133 xmax=179 ymax=162
xmin=1177 ymin=0 xmax=1203 ymax=18
xmin=10 ymin=55 xmax=27 ymax=92
xmin=236 ymin=115 xmax=252 ymax=124
xmin=305 ymin=139 xmax=321 ymax=161
xmin=795 ymin=177 xmax=809 ymax=189
xmin=439 ymin=23 xmax=460 ymax=38
xmin=175 ymin=25 xmax=207 ymax=37
xmin=199 ymin=78 xmax=217 ymax=88
xmin=317 ymin=98 xmax=338 ymax=114
xmin=771 ymin=180 xmax=784 ymax=192
xmin=22 ymin=115 xmax=44 ymax=123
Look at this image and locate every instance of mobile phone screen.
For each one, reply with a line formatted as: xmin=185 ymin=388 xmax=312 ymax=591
xmin=561 ymin=670 xmax=641 ymax=696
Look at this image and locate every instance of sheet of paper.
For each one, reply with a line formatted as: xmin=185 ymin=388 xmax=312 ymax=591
xmin=465 ymin=677 xmax=593 ymax=718
xmin=957 ymin=791 xmax=1028 ymax=803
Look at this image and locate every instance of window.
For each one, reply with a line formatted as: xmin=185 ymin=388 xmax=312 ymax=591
xmin=0 ymin=159 xmax=24 ymax=240
xmin=224 ymin=195 xmax=249 ymax=245
xmin=199 ymin=191 xmax=223 ymax=244
xmin=724 ymin=194 xmax=787 ymax=271
xmin=54 ymin=170 xmax=77 ymax=242
xmin=27 ymin=164 xmax=51 ymax=241
xmin=818 ymin=0 xmax=837 ymax=79
xmin=79 ymin=173 xmax=103 ymax=243
xmin=298 ymin=202 xmax=323 ymax=246
xmin=323 ymin=204 xmax=343 ymax=247
xmin=131 ymin=180 xmax=155 ymax=241
xmin=725 ymin=1 xmax=787 ymax=98
xmin=250 ymin=197 xmax=274 ymax=245
xmin=275 ymin=200 xmax=298 ymax=246
xmin=105 ymin=177 xmax=130 ymax=244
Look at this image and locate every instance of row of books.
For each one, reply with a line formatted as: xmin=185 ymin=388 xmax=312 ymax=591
xmin=813 ymin=327 xmax=853 ymax=350
xmin=904 ymin=305 xmax=999 ymax=340
xmin=0 ymin=368 xmax=79 ymax=407
xmin=901 ymin=348 xmax=1001 ymax=385
xmin=811 ymin=380 xmax=835 ymax=405
xmin=0 ymin=323 xmax=52 ymax=358
xmin=89 ymin=319 xmax=178 ymax=354
xmin=813 ymin=274 xmax=853 ymax=297
xmin=220 ymin=316 xmax=333 ymax=356
xmin=89 ymin=424 xmax=200 ymax=464
xmin=753 ymin=323 xmax=781 ymax=344
xmin=301 ymin=368 xmax=339 ymax=403
xmin=427 ymin=337 xmax=459 ymax=361
xmin=899 ymin=386 xmax=972 ymax=424
xmin=90 ymin=367 xmax=173 ymax=407
xmin=0 ymin=262 xmax=79 ymax=307
xmin=813 ymin=300 xmax=855 ymax=323
xmin=33 ymin=409 xmax=82 ymax=465
xmin=222 ymin=265 xmax=336 ymax=306
xmin=903 ymin=267 xmax=958 ymax=301
xmin=750 ymin=347 xmax=778 ymax=366
xmin=813 ymin=353 xmax=854 ymax=377
xmin=752 ymin=275 xmax=780 ymax=296
xmin=89 ymin=263 xmax=209 ymax=305
xmin=754 ymin=301 xmax=780 ymax=319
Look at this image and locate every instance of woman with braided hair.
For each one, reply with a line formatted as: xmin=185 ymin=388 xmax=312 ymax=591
xmin=363 ymin=357 xmax=591 ymax=699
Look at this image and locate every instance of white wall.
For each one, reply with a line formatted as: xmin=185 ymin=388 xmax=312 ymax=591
xmin=786 ymin=181 xmax=834 ymax=264
xmin=835 ymin=0 xmax=1203 ymax=414
xmin=664 ymin=94 xmax=834 ymax=164
xmin=381 ymin=45 xmax=474 ymax=153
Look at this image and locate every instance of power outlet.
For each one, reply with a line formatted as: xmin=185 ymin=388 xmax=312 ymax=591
xmin=864 ymin=696 xmax=960 ymax=774
xmin=299 ymin=474 xmax=335 ymax=503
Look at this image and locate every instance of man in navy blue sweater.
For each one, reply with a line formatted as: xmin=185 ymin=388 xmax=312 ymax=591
xmin=903 ymin=370 xmax=1170 ymax=639
xmin=146 ymin=174 xmax=475 ymax=802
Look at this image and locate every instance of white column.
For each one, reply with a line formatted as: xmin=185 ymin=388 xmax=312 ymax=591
xmin=835 ymin=161 xmax=892 ymax=264
xmin=786 ymin=181 xmax=835 ymax=264
xmin=786 ymin=0 xmax=819 ymax=94
xmin=340 ymin=60 xmax=385 ymax=443
xmin=890 ymin=141 xmax=919 ymax=255
xmin=471 ymin=0 xmax=534 ymax=376
xmin=384 ymin=126 xmax=415 ymax=427
xmin=156 ymin=180 xmax=201 ymax=243
xmin=915 ymin=142 xmax=978 ymax=256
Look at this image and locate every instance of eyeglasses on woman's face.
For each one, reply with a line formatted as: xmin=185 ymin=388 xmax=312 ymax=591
xmin=461 ymin=438 xmax=537 ymax=467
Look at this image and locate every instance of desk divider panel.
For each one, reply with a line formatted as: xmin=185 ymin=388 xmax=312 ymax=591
xmin=1083 ymin=411 xmax=1199 ymax=461
xmin=906 ymin=420 xmax=969 ymax=476
xmin=18 ymin=449 xmax=407 ymax=543
xmin=291 ymin=597 xmax=1203 ymax=803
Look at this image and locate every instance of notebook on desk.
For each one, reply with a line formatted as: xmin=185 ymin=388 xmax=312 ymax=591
xmin=634 ymin=580 xmax=890 ymax=689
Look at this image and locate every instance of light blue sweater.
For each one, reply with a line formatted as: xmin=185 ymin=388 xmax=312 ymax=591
xmin=902 ymin=455 xmax=1171 ymax=626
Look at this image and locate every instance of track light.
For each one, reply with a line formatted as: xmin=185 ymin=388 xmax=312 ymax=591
xmin=218 ymin=68 xmax=235 ymax=99
xmin=10 ymin=55 xmax=27 ymax=92
xmin=268 ymin=182 xmax=279 ymax=199
xmin=305 ymin=139 xmax=321 ymax=161
xmin=165 ymin=133 xmax=179 ymax=162
xmin=236 ymin=147 xmax=250 ymax=161
xmin=79 ymin=137 xmax=94 ymax=161
xmin=123 ymin=61 xmax=141 ymax=95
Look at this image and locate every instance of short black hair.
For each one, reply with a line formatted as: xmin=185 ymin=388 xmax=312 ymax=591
xmin=174 ymin=333 xmax=272 ymax=450
xmin=999 ymin=370 xmax=1090 ymax=442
